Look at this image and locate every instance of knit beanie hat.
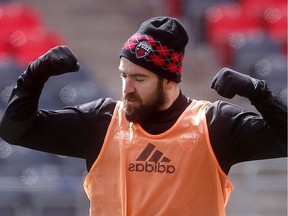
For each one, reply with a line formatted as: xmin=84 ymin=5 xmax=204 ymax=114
xmin=119 ymin=16 xmax=189 ymax=83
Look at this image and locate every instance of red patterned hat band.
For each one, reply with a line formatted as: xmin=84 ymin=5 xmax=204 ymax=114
xmin=119 ymin=17 xmax=189 ymax=83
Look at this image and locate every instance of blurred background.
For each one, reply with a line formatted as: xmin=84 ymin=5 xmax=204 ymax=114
xmin=0 ymin=0 xmax=287 ymax=215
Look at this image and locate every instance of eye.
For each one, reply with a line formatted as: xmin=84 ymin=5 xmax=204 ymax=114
xmin=120 ymin=73 xmax=127 ymax=79
xmin=135 ymin=76 xmax=145 ymax=82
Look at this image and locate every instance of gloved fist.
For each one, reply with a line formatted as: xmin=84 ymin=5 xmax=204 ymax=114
xmin=28 ymin=45 xmax=80 ymax=80
xmin=211 ymin=67 xmax=260 ymax=100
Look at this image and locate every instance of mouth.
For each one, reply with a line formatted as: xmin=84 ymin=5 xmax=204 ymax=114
xmin=125 ymin=98 xmax=138 ymax=106
xmin=125 ymin=93 xmax=138 ymax=102
xmin=124 ymin=95 xmax=141 ymax=109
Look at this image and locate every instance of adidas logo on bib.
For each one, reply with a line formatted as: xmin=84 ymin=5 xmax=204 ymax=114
xmin=128 ymin=143 xmax=176 ymax=174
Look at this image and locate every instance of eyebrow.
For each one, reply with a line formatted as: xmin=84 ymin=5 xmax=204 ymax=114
xmin=120 ymin=71 xmax=149 ymax=78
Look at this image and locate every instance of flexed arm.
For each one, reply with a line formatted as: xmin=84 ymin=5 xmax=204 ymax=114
xmin=0 ymin=46 xmax=83 ymax=153
xmin=211 ymin=67 xmax=287 ymax=149
xmin=23 ymin=45 xmax=80 ymax=89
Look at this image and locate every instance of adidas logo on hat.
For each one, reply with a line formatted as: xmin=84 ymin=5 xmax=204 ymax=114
xmin=128 ymin=143 xmax=176 ymax=174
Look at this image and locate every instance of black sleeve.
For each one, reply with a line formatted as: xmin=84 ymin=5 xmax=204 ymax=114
xmin=0 ymin=71 xmax=116 ymax=161
xmin=206 ymin=85 xmax=287 ymax=174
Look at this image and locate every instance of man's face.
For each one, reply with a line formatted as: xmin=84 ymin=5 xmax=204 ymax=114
xmin=119 ymin=58 xmax=166 ymax=123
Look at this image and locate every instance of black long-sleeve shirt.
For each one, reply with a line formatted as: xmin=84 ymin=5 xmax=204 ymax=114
xmin=0 ymin=72 xmax=286 ymax=174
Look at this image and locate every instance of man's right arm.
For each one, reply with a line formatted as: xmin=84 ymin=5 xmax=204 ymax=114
xmin=0 ymin=46 xmax=90 ymax=157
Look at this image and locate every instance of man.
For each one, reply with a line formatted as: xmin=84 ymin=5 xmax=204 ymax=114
xmin=0 ymin=16 xmax=286 ymax=216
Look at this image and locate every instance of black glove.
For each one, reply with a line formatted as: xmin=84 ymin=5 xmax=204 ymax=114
xmin=25 ymin=45 xmax=80 ymax=86
xmin=211 ymin=67 xmax=263 ymax=101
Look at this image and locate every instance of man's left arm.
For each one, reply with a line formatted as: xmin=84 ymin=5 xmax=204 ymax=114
xmin=211 ymin=67 xmax=287 ymax=153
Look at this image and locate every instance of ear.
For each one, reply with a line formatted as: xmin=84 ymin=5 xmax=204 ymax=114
xmin=163 ymin=79 xmax=176 ymax=90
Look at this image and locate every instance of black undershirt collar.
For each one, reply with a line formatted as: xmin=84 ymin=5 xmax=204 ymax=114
xmin=140 ymin=91 xmax=191 ymax=134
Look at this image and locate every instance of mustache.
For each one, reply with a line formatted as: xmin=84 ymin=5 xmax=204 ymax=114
xmin=123 ymin=93 xmax=139 ymax=101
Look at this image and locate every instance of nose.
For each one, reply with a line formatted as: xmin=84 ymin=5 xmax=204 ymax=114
xmin=122 ymin=77 xmax=135 ymax=95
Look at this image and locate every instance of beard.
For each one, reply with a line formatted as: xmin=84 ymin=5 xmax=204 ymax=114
xmin=123 ymin=78 xmax=165 ymax=123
